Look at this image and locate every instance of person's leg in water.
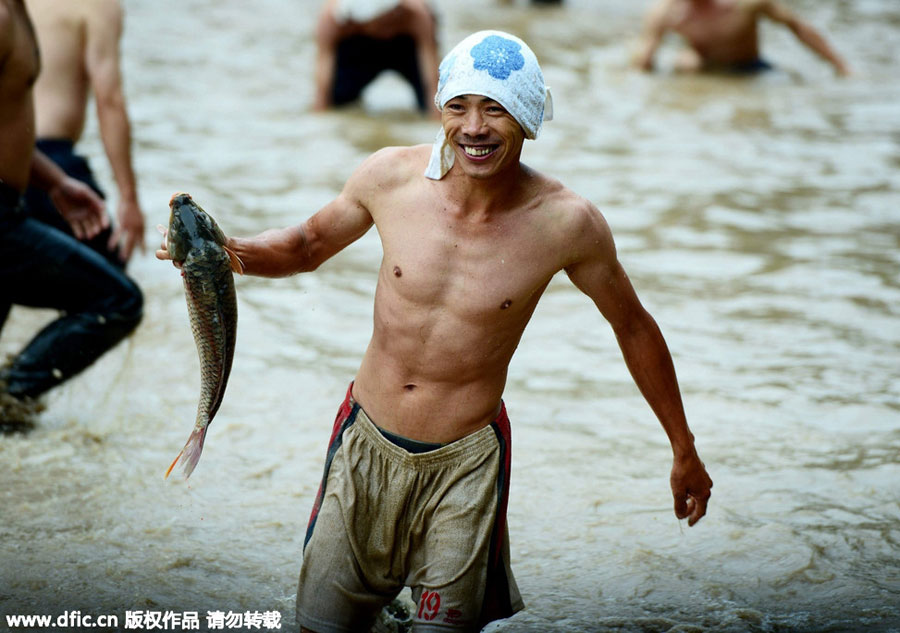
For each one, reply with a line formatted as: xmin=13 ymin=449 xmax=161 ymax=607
xmin=0 ymin=215 xmax=143 ymax=400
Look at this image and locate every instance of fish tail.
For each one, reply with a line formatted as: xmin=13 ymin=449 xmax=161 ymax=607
xmin=164 ymin=426 xmax=208 ymax=480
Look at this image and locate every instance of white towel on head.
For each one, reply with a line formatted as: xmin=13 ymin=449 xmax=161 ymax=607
xmin=334 ymin=0 xmax=401 ymax=24
xmin=424 ymin=30 xmax=553 ymax=180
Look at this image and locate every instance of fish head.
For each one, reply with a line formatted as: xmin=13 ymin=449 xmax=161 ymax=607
xmin=167 ymin=193 xmax=228 ymax=260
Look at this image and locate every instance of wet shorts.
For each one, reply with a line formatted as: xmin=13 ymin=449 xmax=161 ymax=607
xmin=728 ymin=57 xmax=773 ymax=74
xmin=332 ymin=34 xmax=427 ymax=111
xmin=296 ymin=383 xmax=523 ymax=632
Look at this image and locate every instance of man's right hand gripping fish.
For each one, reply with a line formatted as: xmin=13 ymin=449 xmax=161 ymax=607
xmin=164 ymin=193 xmax=243 ymax=479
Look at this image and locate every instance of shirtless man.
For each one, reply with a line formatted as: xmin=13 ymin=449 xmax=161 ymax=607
xmin=635 ymin=0 xmax=851 ymax=75
xmin=0 ymin=0 xmax=142 ymax=410
xmin=24 ymin=0 xmax=145 ymax=264
xmin=314 ymin=0 xmax=440 ymax=117
xmin=159 ymin=31 xmax=712 ymax=632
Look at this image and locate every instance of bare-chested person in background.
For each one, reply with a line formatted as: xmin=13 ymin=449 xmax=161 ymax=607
xmin=25 ymin=0 xmax=145 ymax=264
xmin=635 ymin=0 xmax=851 ymax=76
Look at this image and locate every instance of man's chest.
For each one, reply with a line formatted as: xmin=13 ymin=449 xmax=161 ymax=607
xmin=377 ymin=209 xmax=557 ymax=318
xmin=675 ymin=3 xmax=752 ymax=46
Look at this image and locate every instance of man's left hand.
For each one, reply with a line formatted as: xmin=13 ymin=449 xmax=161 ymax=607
xmin=670 ymin=452 xmax=713 ymax=527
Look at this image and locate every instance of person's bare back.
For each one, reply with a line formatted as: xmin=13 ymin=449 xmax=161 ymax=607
xmin=26 ymin=0 xmax=93 ymax=139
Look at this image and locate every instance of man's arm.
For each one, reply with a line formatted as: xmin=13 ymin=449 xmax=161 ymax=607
xmin=633 ymin=0 xmax=674 ymax=72
xmin=759 ymin=0 xmax=850 ymax=76
xmin=225 ymin=191 xmax=374 ymax=277
xmin=564 ymin=201 xmax=712 ymax=525
xmin=313 ymin=0 xmax=341 ymax=111
xmin=85 ymin=0 xmax=145 ymax=260
xmin=30 ymin=149 xmax=108 ymax=240
xmin=156 ymin=155 xmax=379 ymax=276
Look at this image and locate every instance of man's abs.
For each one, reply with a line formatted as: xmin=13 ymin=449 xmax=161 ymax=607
xmin=352 ymin=349 xmax=507 ymax=444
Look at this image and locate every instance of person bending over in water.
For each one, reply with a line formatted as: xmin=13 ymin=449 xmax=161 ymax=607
xmin=159 ymin=30 xmax=712 ymax=633
xmin=634 ymin=0 xmax=851 ymax=75
xmin=313 ymin=0 xmax=440 ymax=117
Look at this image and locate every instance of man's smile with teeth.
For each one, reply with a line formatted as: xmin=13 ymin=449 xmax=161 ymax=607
xmin=463 ymin=145 xmax=497 ymax=157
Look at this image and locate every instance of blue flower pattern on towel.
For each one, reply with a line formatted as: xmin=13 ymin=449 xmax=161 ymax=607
xmin=437 ymin=53 xmax=457 ymax=93
xmin=470 ymin=35 xmax=525 ymax=80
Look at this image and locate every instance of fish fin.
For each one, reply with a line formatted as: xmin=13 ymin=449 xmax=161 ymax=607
xmin=164 ymin=426 xmax=208 ymax=480
xmin=224 ymin=246 xmax=245 ymax=275
xmin=164 ymin=449 xmax=184 ymax=480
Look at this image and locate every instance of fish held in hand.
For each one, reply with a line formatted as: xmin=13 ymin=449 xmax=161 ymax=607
xmin=165 ymin=192 xmax=243 ymax=480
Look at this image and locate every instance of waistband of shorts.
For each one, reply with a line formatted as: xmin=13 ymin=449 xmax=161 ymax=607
xmin=36 ymin=137 xmax=77 ymax=154
xmin=346 ymin=385 xmax=503 ymax=467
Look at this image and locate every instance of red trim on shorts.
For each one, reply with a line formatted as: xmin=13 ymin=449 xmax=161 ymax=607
xmin=305 ymin=383 xmax=358 ymax=547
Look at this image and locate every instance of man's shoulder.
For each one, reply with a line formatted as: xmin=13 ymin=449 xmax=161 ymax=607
xmin=28 ymin=0 xmax=79 ymax=21
xmin=357 ymin=144 xmax=430 ymax=181
xmin=525 ymin=167 xmax=594 ymax=215
xmin=370 ymin=144 xmax=431 ymax=166
xmin=26 ymin=0 xmax=97 ymax=32
xmin=522 ymin=167 xmax=607 ymax=238
xmin=734 ymin=0 xmax=775 ymax=17
xmin=344 ymin=144 xmax=430 ymax=199
xmin=68 ymin=0 xmax=122 ymax=31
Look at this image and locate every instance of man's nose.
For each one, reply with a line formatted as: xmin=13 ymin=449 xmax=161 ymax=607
xmin=461 ymin=109 xmax=487 ymax=136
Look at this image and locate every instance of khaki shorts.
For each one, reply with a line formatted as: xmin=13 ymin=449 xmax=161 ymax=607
xmin=296 ymin=384 xmax=523 ymax=632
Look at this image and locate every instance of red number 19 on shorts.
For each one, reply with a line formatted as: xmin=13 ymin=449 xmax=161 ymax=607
xmin=417 ymin=590 xmax=441 ymax=621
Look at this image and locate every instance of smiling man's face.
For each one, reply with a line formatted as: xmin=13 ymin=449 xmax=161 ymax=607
xmin=441 ymin=94 xmax=526 ymax=179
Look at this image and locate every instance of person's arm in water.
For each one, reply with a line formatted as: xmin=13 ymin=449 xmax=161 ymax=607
xmin=156 ymin=152 xmax=380 ymax=275
xmin=30 ymin=149 xmax=108 ymax=241
xmin=313 ymin=0 xmax=341 ymax=111
xmin=86 ymin=0 xmax=146 ymax=260
xmin=564 ymin=199 xmax=712 ymax=526
xmin=758 ymin=0 xmax=851 ymax=76
xmin=402 ymin=0 xmax=440 ymax=119
xmin=633 ymin=0 xmax=674 ymax=72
